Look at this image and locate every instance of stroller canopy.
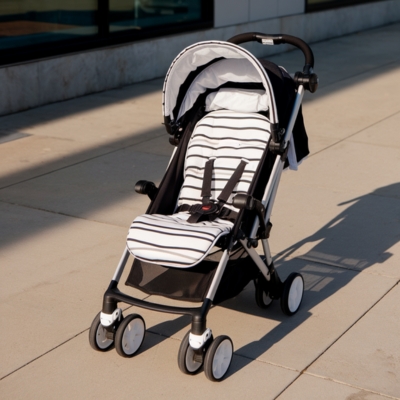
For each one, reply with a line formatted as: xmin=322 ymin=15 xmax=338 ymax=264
xmin=163 ymin=41 xmax=278 ymax=126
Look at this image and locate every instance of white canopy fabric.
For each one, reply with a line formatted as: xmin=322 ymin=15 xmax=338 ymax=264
xmin=205 ymin=88 xmax=268 ymax=113
xmin=162 ymin=41 xmax=278 ymax=124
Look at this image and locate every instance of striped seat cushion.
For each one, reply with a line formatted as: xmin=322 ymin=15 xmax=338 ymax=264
xmin=127 ymin=110 xmax=271 ymax=268
xmin=127 ymin=213 xmax=233 ymax=268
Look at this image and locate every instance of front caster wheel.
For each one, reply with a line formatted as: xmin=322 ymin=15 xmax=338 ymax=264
xmin=204 ymin=335 xmax=233 ymax=382
xmin=89 ymin=312 xmax=115 ymax=352
xmin=280 ymin=272 xmax=304 ymax=316
xmin=115 ymin=314 xmax=145 ymax=357
xmin=255 ymin=275 xmax=273 ymax=309
xmin=178 ymin=330 xmax=212 ymax=375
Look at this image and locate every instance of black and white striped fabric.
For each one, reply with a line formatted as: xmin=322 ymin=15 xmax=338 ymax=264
xmin=127 ymin=110 xmax=271 ymax=268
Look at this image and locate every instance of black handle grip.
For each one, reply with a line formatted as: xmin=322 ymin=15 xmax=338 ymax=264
xmin=228 ymin=32 xmax=314 ymax=71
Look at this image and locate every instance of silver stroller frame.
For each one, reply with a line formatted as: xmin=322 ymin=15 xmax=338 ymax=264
xmin=89 ymin=32 xmax=318 ymax=382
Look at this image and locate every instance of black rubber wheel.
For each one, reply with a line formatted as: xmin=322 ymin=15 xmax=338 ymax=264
xmin=255 ymin=275 xmax=273 ymax=309
xmin=115 ymin=314 xmax=146 ymax=358
xmin=204 ymin=335 xmax=233 ymax=382
xmin=177 ymin=330 xmax=210 ymax=375
xmin=280 ymin=272 xmax=304 ymax=316
xmin=88 ymin=312 xmax=115 ymax=352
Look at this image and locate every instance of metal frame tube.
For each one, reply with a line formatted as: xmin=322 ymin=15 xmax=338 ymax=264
xmin=111 ymin=247 xmax=130 ymax=282
xmin=264 ymin=160 xmax=284 ymax=222
xmin=261 ymin=239 xmax=273 ymax=266
xmin=249 ymin=155 xmax=281 ymax=239
xmin=282 ymin=85 xmax=304 ymax=147
xmin=204 ymin=250 xmax=230 ymax=300
xmin=240 ymin=240 xmax=270 ymax=281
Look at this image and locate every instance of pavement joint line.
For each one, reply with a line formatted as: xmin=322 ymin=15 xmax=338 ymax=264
xmin=274 ymin=280 xmax=400 ymax=399
xmin=0 ymin=301 xmax=149 ymax=382
xmin=303 ymin=372 xmax=400 ymax=400
xmin=308 ymin=109 xmax=400 ymax=159
xmin=0 ymin=198 xmax=128 ymax=228
xmin=0 ymin=131 xmax=166 ymax=191
xmin=0 ymin=328 xmax=89 ymax=382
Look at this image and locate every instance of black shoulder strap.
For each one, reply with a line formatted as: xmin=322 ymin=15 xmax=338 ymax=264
xmin=217 ymin=159 xmax=248 ymax=205
xmin=201 ymin=158 xmax=215 ymax=205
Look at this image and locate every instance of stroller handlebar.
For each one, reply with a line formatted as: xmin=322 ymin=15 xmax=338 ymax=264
xmin=228 ymin=32 xmax=314 ymax=71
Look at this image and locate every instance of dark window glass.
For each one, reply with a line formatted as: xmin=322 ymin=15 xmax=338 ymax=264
xmin=0 ymin=0 xmax=212 ymax=65
xmin=109 ymin=0 xmax=202 ymax=33
xmin=307 ymin=0 xmax=381 ymax=12
xmin=0 ymin=1 xmax=98 ymax=50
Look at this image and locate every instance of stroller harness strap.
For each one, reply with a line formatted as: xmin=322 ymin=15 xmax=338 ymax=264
xmin=184 ymin=158 xmax=248 ymax=224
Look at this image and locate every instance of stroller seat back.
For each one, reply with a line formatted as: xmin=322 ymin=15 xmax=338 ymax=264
xmin=127 ymin=108 xmax=271 ymax=268
xmin=178 ymin=109 xmax=271 ymax=213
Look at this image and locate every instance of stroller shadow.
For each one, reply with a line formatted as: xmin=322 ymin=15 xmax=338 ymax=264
xmin=138 ymin=183 xmax=400 ymax=378
xmin=221 ymin=182 xmax=400 ymax=377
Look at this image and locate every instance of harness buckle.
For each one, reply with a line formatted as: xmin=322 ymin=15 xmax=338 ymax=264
xmin=189 ymin=202 xmax=219 ymax=216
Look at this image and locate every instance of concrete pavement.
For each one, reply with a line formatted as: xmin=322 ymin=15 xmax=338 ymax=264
xmin=0 ymin=22 xmax=399 ymax=399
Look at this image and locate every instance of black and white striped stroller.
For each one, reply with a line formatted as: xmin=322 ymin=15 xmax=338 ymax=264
xmin=89 ymin=32 xmax=318 ymax=381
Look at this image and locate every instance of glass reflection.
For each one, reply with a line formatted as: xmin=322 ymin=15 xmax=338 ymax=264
xmin=0 ymin=0 xmax=97 ymax=50
xmin=109 ymin=0 xmax=202 ymax=32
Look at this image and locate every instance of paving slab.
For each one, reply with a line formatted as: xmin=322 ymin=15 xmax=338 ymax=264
xmin=307 ymin=283 xmax=400 ymax=399
xmin=284 ymin=140 xmax=400 ymax=198
xmin=0 ymin=201 xmax=147 ymax=378
xmin=277 ymin=373 xmax=391 ymax=400
xmin=214 ymin=260 xmax=396 ymax=372
xmin=303 ymin=60 xmax=400 ymax=144
xmin=0 ymin=79 xmax=164 ymax=140
xmin=268 ymin=181 xmax=400 ymax=279
xmin=0 ymin=148 xmax=170 ymax=227
xmin=0 ymin=135 xmax=116 ymax=189
xmin=0 ymin=331 xmax=299 ymax=400
xmin=347 ymin=111 xmax=400 ymax=150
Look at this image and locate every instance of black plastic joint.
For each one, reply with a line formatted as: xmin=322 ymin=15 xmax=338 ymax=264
xmin=262 ymin=221 xmax=273 ymax=239
xmin=232 ymin=194 xmax=255 ymax=210
xmin=135 ymin=180 xmax=158 ymax=200
xmin=191 ymin=315 xmax=207 ymax=335
xmin=294 ymin=71 xmax=319 ymax=93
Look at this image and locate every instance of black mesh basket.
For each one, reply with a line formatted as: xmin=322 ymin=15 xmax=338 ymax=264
xmin=125 ymin=251 xmax=259 ymax=304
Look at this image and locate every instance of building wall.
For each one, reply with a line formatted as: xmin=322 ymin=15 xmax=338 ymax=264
xmin=1 ymin=0 xmax=400 ymax=116
xmin=214 ymin=0 xmax=304 ymax=27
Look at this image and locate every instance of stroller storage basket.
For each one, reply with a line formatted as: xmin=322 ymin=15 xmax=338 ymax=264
xmin=126 ymin=253 xmax=259 ymax=304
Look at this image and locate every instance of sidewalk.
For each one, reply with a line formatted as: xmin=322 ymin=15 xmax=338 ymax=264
xmin=0 ymin=23 xmax=399 ymax=399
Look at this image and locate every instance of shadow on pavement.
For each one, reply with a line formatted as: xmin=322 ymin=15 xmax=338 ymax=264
xmin=133 ymin=183 xmax=400 ymax=378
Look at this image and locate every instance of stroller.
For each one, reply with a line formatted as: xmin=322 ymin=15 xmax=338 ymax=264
xmin=89 ymin=32 xmax=318 ymax=382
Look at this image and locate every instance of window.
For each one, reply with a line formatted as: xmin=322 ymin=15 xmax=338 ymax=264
xmin=0 ymin=0 xmax=212 ymax=66
xmin=0 ymin=1 xmax=98 ymax=50
xmin=109 ymin=0 xmax=203 ymax=33
xmin=306 ymin=0 xmax=382 ymax=12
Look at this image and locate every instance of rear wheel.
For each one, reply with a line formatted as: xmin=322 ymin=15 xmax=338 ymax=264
xmin=255 ymin=275 xmax=273 ymax=309
xmin=280 ymin=273 xmax=304 ymax=316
